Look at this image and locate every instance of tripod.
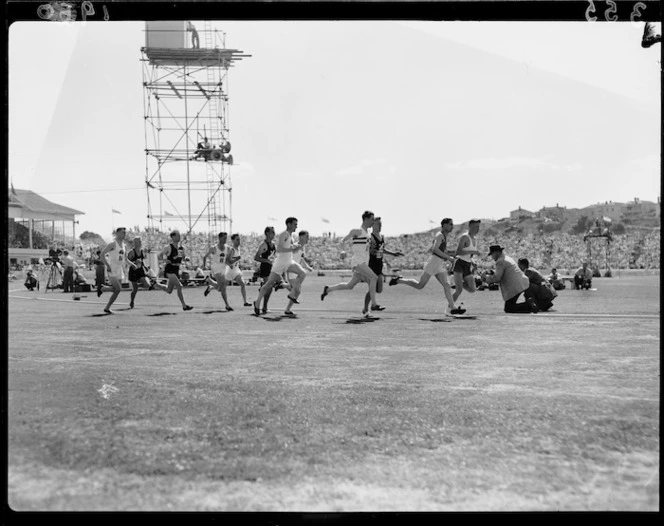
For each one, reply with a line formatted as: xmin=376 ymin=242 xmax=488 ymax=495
xmin=45 ymin=263 xmax=62 ymax=292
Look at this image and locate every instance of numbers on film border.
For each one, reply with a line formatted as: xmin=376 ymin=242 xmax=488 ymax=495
xmin=585 ymin=1 xmax=648 ymax=23
xmin=37 ymin=1 xmax=110 ymax=21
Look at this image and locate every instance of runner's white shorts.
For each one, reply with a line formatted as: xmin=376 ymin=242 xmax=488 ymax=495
xmin=423 ymin=256 xmax=447 ymax=276
xmin=225 ymin=266 xmax=242 ymax=281
xmin=210 ymin=263 xmax=227 ymax=277
xmin=107 ymin=267 xmax=125 ymax=282
xmin=350 ymin=254 xmax=369 ymax=269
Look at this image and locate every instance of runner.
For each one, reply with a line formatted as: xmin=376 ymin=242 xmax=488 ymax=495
xmin=225 ymin=234 xmax=252 ymax=307
xmin=99 ymin=227 xmax=132 ymax=314
xmin=451 ymin=219 xmax=481 ymax=312
xmin=253 ymin=226 xmax=280 ymax=314
xmin=127 ymin=236 xmax=167 ymax=309
xmin=157 ymin=230 xmax=193 ymax=311
xmin=284 ymin=230 xmax=315 ymax=315
xmin=202 ymin=232 xmax=232 ymax=311
xmin=253 ymin=217 xmax=306 ymax=317
xmin=389 ymin=218 xmax=464 ymax=316
xmin=320 ymin=210 xmax=384 ymax=313
xmin=360 ymin=217 xmax=404 ymax=316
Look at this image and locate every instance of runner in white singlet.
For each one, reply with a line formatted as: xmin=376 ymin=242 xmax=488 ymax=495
xmin=253 ymin=217 xmax=307 ymax=317
xmin=202 ymin=232 xmax=232 ymax=310
xmin=452 ymin=219 xmax=482 ymax=311
xmin=389 ymin=218 xmax=464 ymax=316
xmin=99 ymin=227 xmax=135 ymax=314
xmin=224 ymin=234 xmax=252 ymax=307
xmin=320 ymin=210 xmax=384 ymax=315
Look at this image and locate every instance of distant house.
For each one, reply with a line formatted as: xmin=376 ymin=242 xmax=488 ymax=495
xmin=509 ymin=206 xmax=534 ymax=220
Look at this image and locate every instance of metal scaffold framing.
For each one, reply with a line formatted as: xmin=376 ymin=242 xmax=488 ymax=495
xmin=140 ymin=21 xmax=250 ymax=247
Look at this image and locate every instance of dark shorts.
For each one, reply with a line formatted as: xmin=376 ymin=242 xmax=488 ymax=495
xmin=369 ymin=258 xmax=383 ymax=277
xmin=453 ymin=258 xmax=472 ymax=278
xmin=128 ymin=266 xmax=146 ymax=282
xmin=259 ymin=264 xmax=272 ymax=279
xmin=164 ymin=264 xmax=180 ymax=277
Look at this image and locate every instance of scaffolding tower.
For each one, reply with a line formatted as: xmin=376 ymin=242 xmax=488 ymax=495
xmin=141 ymin=21 xmax=249 ymax=245
xmin=583 ymin=219 xmax=613 ymax=277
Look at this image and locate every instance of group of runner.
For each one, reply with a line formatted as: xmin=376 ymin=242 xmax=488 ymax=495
xmin=96 ymin=211 xmax=483 ymax=317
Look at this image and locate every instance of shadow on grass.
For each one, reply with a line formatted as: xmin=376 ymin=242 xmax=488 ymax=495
xmin=344 ymin=317 xmax=381 ymax=324
xmin=418 ymin=318 xmax=453 ymax=323
xmin=146 ymin=312 xmax=178 ymax=317
xmin=200 ymin=310 xmax=230 ymax=315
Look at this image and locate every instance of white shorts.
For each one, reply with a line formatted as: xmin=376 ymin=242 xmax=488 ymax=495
xmin=272 ymin=257 xmax=294 ymax=276
xmin=423 ymin=256 xmax=447 ymax=276
xmin=225 ymin=266 xmax=242 ymax=281
xmin=210 ymin=263 xmax=227 ymax=277
xmin=350 ymin=255 xmax=369 ymax=269
xmin=107 ymin=266 xmax=125 ymax=281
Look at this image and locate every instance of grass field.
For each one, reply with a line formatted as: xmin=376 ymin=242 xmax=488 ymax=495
xmin=6 ymin=273 xmax=660 ymax=511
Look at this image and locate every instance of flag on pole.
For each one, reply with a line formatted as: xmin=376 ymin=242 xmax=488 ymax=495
xmin=10 ymin=182 xmax=16 ymax=195
xmin=112 ymin=209 xmax=122 ymax=214
xmin=321 ymin=217 xmax=330 ymax=224
xmin=164 ymin=211 xmax=174 ymax=217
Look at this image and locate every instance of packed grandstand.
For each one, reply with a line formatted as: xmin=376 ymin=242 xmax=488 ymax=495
xmin=8 ymin=218 xmax=661 ymax=276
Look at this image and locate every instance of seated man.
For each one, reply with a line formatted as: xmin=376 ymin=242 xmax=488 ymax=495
xmin=574 ymin=262 xmax=593 ymax=290
xmin=24 ymin=270 xmax=38 ymax=291
xmin=518 ymin=258 xmax=556 ymax=311
xmin=547 ymin=267 xmax=566 ymax=290
xmin=193 ymin=137 xmax=211 ymax=160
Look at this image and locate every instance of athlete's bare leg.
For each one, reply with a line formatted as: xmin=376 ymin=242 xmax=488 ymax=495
xmin=394 ymin=272 xmax=431 ymax=290
xmin=434 ymin=272 xmax=457 ymax=310
xmin=103 ymin=275 xmax=122 ymax=313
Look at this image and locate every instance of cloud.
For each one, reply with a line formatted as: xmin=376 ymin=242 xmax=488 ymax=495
xmin=336 ymin=158 xmax=390 ymax=177
xmin=444 ymin=157 xmax=547 ymax=170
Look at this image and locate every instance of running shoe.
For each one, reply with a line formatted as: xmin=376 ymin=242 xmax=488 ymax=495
xmin=371 ymin=304 xmax=385 ymax=311
xmin=243 ymin=302 xmax=252 ymax=307
xmin=283 ymin=311 xmax=297 ymax=318
xmin=261 ymin=308 xmax=269 ymax=314
xmin=450 ymin=307 xmax=465 ymax=315
xmin=103 ymin=308 xmax=113 ymax=314
xmin=274 ymin=282 xmax=285 ymax=291
xmin=287 ymin=296 xmax=300 ymax=304
xmin=226 ymin=305 xmax=234 ymax=311
xmin=253 ymin=301 xmax=261 ymax=316
xmin=129 ymin=301 xmax=134 ymax=309
xmin=362 ymin=310 xmax=373 ymax=319
xmin=97 ymin=288 xmax=103 ymax=297
xmin=183 ymin=305 xmax=193 ymax=311
xmin=204 ymin=285 xmax=211 ymax=297
xmin=388 ymin=276 xmax=401 ymax=286
xmin=321 ymin=285 xmax=329 ymax=301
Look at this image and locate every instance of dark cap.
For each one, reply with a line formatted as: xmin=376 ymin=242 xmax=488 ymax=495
xmin=469 ymin=218 xmax=481 ymax=225
xmin=487 ymin=244 xmax=504 ymax=256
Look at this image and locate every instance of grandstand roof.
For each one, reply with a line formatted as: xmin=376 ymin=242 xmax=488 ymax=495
xmin=8 ymin=188 xmax=84 ymax=221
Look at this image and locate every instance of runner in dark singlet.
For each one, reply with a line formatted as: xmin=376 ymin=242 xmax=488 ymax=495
xmin=127 ymin=236 xmax=167 ymax=309
xmin=253 ymin=226 xmax=281 ymax=314
xmin=158 ymin=230 xmax=193 ymax=311
xmin=361 ymin=217 xmax=403 ymax=316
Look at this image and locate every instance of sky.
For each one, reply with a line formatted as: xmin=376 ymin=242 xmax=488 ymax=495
xmin=8 ymin=19 xmax=661 ymax=242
